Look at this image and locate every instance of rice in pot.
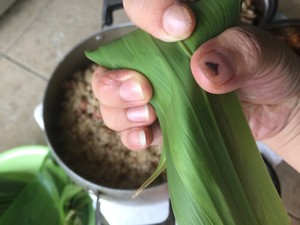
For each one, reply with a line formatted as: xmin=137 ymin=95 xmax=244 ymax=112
xmin=58 ymin=64 xmax=166 ymax=189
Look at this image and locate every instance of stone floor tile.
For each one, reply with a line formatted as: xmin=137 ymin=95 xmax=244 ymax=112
xmin=0 ymin=58 xmax=47 ymax=152
xmin=0 ymin=0 xmax=51 ymax=52
xmin=6 ymin=0 xmax=106 ymax=78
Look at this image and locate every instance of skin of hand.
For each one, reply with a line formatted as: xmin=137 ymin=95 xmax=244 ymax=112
xmin=92 ymin=0 xmax=300 ymax=173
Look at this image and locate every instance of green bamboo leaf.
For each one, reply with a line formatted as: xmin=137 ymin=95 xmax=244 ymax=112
xmin=133 ymin=148 xmax=166 ymax=198
xmin=0 ymin=156 xmax=94 ymax=225
xmin=60 ymin=185 xmax=83 ymax=211
xmin=60 ymin=184 xmax=95 ymax=225
xmin=40 ymin=157 xmax=94 ymax=225
xmin=0 ymin=174 xmax=62 ymax=225
xmin=0 ymin=172 xmax=32 ymax=216
xmin=40 ymin=157 xmax=70 ymax=196
xmin=86 ymin=0 xmax=290 ymax=224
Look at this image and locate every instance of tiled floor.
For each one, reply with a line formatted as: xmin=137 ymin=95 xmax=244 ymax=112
xmin=0 ymin=0 xmax=299 ymax=224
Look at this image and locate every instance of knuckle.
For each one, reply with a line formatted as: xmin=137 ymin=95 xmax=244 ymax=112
xmin=92 ymin=70 xmax=125 ymax=106
xmin=92 ymin=71 xmax=116 ymax=102
xmin=224 ymin=27 xmax=262 ymax=63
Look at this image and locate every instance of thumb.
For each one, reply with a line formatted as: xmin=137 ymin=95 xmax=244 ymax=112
xmin=190 ymin=26 xmax=300 ymax=103
xmin=123 ymin=0 xmax=195 ymax=42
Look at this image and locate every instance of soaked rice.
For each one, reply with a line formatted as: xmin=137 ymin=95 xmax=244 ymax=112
xmin=58 ymin=64 xmax=166 ymax=189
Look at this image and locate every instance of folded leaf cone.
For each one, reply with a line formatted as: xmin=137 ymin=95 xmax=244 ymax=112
xmin=86 ymin=0 xmax=290 ymax=224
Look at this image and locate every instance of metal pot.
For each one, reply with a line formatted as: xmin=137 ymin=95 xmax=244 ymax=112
xmin=42 ymin=23 xmax=167 ymax=196
xmin=40 ymin=1 xmax=172 ymax=223
xmin=41 ymin=23 xmax=170 ymax=225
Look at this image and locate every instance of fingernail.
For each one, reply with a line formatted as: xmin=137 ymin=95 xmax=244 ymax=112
xmin=139 ymin=130 xmax=147 ymax=146
xmin=127 ymin=105 xmax=149 ymax=122
xmin=119 ymin=79 xmax=144 ymax=102
xmin=163 ymin=4 xmax=193 ymax=40
xmin=198 ymin=51 xmax=235 ymax=85
xmin=128 ymin=130 xmax=147 ymax=147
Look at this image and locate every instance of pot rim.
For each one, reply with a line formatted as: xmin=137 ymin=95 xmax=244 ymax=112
xmin=43 ymin=24 xmax=168 ymax=199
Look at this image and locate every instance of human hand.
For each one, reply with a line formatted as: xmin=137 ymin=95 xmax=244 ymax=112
xmin=123 ymin=0 xmax=195 ymax=42
xmin=93 ymin=0 xmax=300 ymax=171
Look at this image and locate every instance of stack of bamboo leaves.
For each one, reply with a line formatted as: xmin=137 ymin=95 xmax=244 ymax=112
xmin=86 ymin=0 xmax=291 ymax=224
xmin=0 ymin=155 xmax=94 ymax=225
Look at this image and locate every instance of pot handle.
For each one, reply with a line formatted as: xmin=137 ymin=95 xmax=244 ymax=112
xmin=34 ymin=104 xmax=45 ymax=131
xmin=95 ymin=193 xmax=102 ymax=225
xmin=94 ymin=192 xmax=110 ymax=225
xmin=102 ymin=0 xmax=123 ymax=27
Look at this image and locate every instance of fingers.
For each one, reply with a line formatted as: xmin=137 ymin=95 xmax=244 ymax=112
xmin=92 ymin=67 xmax=161 ymax=150
xmin=191 ymin=26 xmax=300 ymax=104
xmin=92 ymin=67 xmax=152 ymax=108
xmin=120 ymin=121 xmax=163 ymax=151
xmin=100 ymin=104 xmax=156 ymax=131
xmin=123 ymin=0 xmax=195 ymax=42
xmin=120 ymin=126 xmax=152 ymax=151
